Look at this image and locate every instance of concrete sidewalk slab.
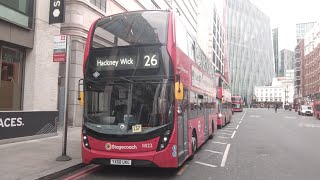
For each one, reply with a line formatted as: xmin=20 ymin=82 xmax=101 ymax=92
xmin=0 ymin=127 xmax=83 ymax=180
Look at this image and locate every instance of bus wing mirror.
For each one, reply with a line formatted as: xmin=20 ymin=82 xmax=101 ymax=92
xmin=78 ymin=79 xmax=84 ymax=106
xmin=175 ymin=82 xmax=183 ymax=100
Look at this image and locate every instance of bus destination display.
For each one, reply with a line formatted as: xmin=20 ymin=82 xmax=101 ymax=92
xmin=95 ymin=53 xmax=160 ymax=70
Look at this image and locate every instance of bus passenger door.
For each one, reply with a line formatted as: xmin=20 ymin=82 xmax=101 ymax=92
xmin=204 ymin=95 xmax=209 ymax=138
xmin=178 ymin=88 xmax=189 ymax=164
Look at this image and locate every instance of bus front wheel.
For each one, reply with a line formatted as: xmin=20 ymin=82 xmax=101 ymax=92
xmin=209 ymin=121 xmax=214 ymax=139
xmin=189 ymin=130 xmax=197 ymax=160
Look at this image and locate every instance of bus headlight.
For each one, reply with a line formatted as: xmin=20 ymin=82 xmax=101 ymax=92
xmin=157 ymin=129 xmax=172 ymax=151
xmin=218 ymin=113 xmax=223 ymax=118
xmin=82 ymin=127 xmax=91 ymax=149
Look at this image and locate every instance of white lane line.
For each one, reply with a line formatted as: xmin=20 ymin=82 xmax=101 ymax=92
xmin=195 ymin=161 xmax=217 ymax=168
xmin=231 ymin=131 xmax=236 ymax=139
xmin=225 ymin=126 xmax=236 ymax=129
xmin=220 ymin=130 xmax=234 ymax=133
xmin=223 ymin=127 xmax=235 ymax=130
xmin=239 ymin=121 xmax=242 ymax=124
xmin=236 ymin=125 xmax=239 ymax=129
xmin=221 ymin=144 xmax=231 ymax=167
xmin=225 ymin=125 xmax=237 ymax=127
xmin=217 ymin=136 xmax=230 ymax=139
xmin=212 ymin=141 xmax=227 ymax=145
xmin=219 ymin=132 xmax=233 ymax=136
xmin=205 ymin=150 xmax=223 ymax=154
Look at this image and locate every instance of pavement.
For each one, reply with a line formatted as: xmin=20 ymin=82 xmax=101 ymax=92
xmin=59 ymin=108 xmax=320 ymax=180
xmin=0 ymin=126 xmax=83 ymax=180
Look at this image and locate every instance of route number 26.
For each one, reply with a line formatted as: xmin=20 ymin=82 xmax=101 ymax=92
xmin=144 ymin=55 xmax=158 ymax=66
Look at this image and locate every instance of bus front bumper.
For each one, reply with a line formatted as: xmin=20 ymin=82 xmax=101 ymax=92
xmin=82 ymin=143 xmax=178 ymax=168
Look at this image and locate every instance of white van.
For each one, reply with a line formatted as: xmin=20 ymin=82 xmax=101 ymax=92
xmin=298 ymin=105 xmax=313 ymax=116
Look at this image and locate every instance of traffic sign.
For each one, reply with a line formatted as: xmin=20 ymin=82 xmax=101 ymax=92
xmin=53 ymin=35 xmax=67 ymax=62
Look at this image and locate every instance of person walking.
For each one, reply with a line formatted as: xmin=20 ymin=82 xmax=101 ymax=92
xmin=275 ymin=105 xmax=278 ymax=113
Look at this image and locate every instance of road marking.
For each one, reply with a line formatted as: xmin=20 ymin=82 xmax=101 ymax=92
xmin=177 ymin=164 xmax=189 ymax=175
xmin=223 ymin=128 xmax=235 ymax=130
xmin=195 ymin=161 xmax=217 ymax=168
xmin=250 ymin=115 xmax=261 ymax=117
xmin=221 ymin=144 xmax=231 ymax=167
xmin=219 ymin=132 xmax=233 ymax=135
xmin=239 ymin=121 xmax=242 ymax=124
xmin=225 ymin=126 xmax=236 ymax=128
xmin=212 ymin=141 xmax=227 ymax=145
xmin=220 ymin=130 xmax=234 ymax=133
xmin=217 ymin=136 xmax=230 ymax=139
xmin=231 ymin=131 xmax=236 ymax=139
xmin=285 ymin=117 xmax=296 ymax=119
xmin=63 ymin=165 xmax=101 ymax=180
xmin=226 ymin=125 xmax=237 ymax=127
xmin=299 ymin=123 xmax=320 ymax=128
xmin=205 ymin=149 xmax=223 ymax=154
xmin=236 ymin=125 xmax=239 ymax=129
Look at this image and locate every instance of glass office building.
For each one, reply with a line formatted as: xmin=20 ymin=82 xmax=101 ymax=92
xmin=226 ymin=0 xmax=274 ymax=104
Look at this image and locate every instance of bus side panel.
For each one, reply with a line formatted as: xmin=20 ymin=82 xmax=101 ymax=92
xmin=208 ymin=112 xmax=217 ymax=133
xmin=188 ymin=118 xmax=206 ymax=149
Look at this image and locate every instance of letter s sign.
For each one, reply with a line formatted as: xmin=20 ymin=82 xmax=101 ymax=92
xmin=49 ymin=0 xmax=65 ymax=24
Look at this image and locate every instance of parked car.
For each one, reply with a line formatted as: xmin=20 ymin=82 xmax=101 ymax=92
xmin=298 ymin=105 xmax=313 ymax=116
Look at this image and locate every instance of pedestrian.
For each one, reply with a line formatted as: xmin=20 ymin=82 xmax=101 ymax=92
xmin=268 ymin=105 xmax=270 ymax=110
xmin=275 ymin=105 xmax=278 ymax=113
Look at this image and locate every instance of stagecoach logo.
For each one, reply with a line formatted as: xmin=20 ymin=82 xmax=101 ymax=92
xmin=105 ymin=143 xmax=112 ymax=151
xmin=105 ymin=143 xmax=138 ymax=151
xmin=198 ymin=121 xmax=201 ymax=132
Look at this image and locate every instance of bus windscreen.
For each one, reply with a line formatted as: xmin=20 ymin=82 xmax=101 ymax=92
xmin=91 ymin=11 xmax=168 ymax=48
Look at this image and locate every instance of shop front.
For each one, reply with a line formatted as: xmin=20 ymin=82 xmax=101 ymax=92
xmin=0 ymin=44 xmax=58 ymax=143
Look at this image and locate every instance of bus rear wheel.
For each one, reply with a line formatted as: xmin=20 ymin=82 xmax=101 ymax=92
xmin=189 ymin=131 xmax=197 ymax=160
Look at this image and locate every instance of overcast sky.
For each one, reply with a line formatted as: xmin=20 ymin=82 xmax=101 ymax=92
xmin=250 ymin=0 xmax=320 ymax=51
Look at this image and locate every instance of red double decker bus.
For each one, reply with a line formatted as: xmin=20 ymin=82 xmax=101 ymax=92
xmin=80 ymin=10 xmax=217 ymax=168
xmin=313 ymin=93 xmax=320 ymax=119
xmin=216 ymin=74 xmax=232 ymax=129
xmin=231 ymin=96 xmax=243 ymax=112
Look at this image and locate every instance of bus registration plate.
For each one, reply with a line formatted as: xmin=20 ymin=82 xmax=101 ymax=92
xmin=110 ymin=159 xmax=132 ymax=165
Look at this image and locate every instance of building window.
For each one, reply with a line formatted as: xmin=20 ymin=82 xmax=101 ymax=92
xmin=0 ymin=46 xmax=23 ymax=110
xmin=90 ymin=0 xmax=106 ymax=12
xmin=270 ymin=93 xmax=272 ymax=96
xmin=0 ymin=0 xmax=34 ymax=28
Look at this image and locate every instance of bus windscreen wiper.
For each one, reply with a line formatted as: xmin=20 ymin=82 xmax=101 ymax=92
xmin=119 ymin=76 xmax=133 ymax=83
